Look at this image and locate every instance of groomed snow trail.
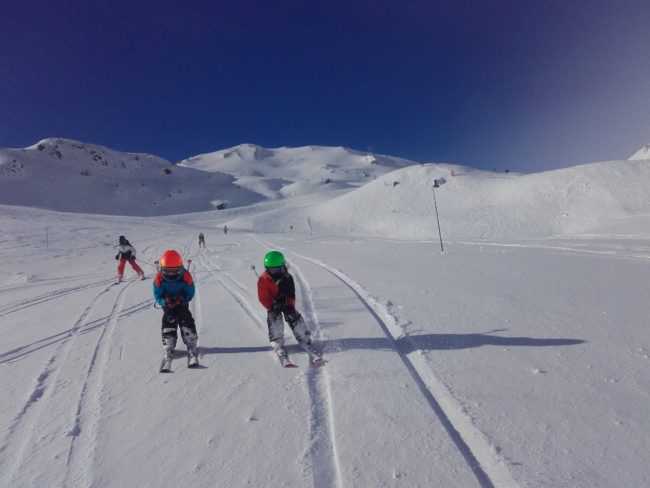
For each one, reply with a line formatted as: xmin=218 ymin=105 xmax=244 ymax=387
xmin=0 ymin=279 xmax=141 ymax=487
xmin=63 ymin=282 xmax=149 ymax=487
xmin=288 ymin=250 xmax=519 ymax=488
xmin=197 ymin=246 xmax=342 ymax=487
xmin=255 ymin=235 xmax=488 ymax=487
xmin=281 ymin=259 xmax=343 ymax=488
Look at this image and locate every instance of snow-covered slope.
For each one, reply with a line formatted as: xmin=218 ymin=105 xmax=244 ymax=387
xmin=222 ymin=158 xmax=650 ymax=239
xmin=2 ymin=143 xmax=650 ymax=487
xmin=0 ymin=139 xmax=263 ymax=215
xmin=1 ymin=203 xmax=649 ymax=487
xmin=177 ymin=143 xmax=416 ymax=199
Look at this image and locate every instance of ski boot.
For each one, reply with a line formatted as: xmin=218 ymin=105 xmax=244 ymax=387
xmin=160 ymin=348 xmax=174 ymax=373
xmin=187 ymin=345 xmax=199 ymax=368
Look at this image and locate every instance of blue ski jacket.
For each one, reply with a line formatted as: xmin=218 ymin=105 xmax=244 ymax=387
xmin=153 ymin=269 xmax=195 ymax=307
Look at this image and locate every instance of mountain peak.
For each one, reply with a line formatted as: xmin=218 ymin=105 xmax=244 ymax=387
xmin=629 ymin=144 xmax=650 ymax=160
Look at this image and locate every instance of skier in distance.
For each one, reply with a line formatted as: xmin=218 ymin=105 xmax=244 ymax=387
xmin=115 ymin=235 xmax=144 ymax=282
xmin=154 ymin=250 xmax=199 ymax=367
xmin=198 ymin=232 xmax=205 ymax=248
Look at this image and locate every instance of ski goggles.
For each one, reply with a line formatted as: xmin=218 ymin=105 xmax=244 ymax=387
xmin=266 ymin=266 xmax=286 ymax=276
xmin=162 ymin=266 xmax=183 ymax=278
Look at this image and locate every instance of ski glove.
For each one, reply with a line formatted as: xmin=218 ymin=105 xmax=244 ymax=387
xmin=115 ymin=254 xmax=119 ymax=260
xmin=270 ymin=301 xmax=283 ymax=313
xmin=165 ymin=297 xmax=184 ymax=309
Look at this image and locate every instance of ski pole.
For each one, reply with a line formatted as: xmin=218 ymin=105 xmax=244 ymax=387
xmin=136 ymin=257 xmax=159 ymax=267
xmin=250 ymin=265 xmax=259 ymax=277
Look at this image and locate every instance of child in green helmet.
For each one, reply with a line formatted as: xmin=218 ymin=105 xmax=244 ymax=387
xmin=257 ymin=250 xmax=322 ymax=365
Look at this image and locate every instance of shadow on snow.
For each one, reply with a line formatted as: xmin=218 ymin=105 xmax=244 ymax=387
xmin=197 ymin=329 xmax=585 ymax=356
xmin=3 ymin=326 xmax=584 ymax=363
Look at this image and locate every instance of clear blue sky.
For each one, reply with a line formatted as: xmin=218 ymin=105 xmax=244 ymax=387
xmin=1 ymin=0 xmax=649 ymax=172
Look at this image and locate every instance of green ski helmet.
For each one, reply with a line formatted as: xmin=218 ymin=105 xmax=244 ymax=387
xmin=264 ymin=250 xmax=286 ymax=268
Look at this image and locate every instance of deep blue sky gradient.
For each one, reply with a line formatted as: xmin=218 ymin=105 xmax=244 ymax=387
xmin=1 ymin=0 xmax=649 ymax=172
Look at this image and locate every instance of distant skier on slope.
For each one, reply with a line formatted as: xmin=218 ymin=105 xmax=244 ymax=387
xmin=257 ymin=251 xmax=322 ymax=365
xmin=198 ymin=232 xmax=205 ymax=248
xmin=115 ymin=235 xmax=145 ymax=282
xmin=154 ymin=250 xmax=199 ymax=370
xmin=223 ymin=225 xmax=228 ymax=234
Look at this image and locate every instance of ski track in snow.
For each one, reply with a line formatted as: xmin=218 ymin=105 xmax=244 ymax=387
xmin=0 ymin=277 xmax=117 ymax=318
xmin=197 ymin=250 xmax=266 ymax=335
xmin=0 ymin=279 xmax=141 ymax=487
xmin=454 ymin=239 xmax=650 ymax=261
xmin=0 ymin=298 xmax=152 ymax=365
xmin=258 ymin=236 xmax=520 ymax=488
xmin=0 ymin=272 xmax=107 ymax=295
xmin=63 ymin=280 xmax=137 ymax=488
xmin=288 ymin=260 xmax=343 ymax=488
xmin=196 ymin=246 xmax=342 ymax=488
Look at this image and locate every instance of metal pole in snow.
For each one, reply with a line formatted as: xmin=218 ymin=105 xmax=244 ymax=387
xmin=432 ymin=181 xmax=444 ymax=253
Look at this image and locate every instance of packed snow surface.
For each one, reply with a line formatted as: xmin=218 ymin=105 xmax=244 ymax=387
xmin=1 ymin=140 xmax=649 ymax=487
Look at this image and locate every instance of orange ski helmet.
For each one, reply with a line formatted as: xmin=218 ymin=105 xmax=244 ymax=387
xmin=160 ymin=250 xmax=184 ymax=280
xmin=160 ymin=249 xmax=183 ymax=268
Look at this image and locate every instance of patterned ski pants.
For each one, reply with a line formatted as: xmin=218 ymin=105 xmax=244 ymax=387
xmin=267 ymin=305 xmax=311 ymax=347
xmin=161 ymin=304 xmax=197 ymax=351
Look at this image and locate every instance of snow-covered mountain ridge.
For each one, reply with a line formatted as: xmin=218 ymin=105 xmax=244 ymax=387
xmin=2 ymin=138 xmax=650 ymax=238
xmin=0 ymin=139 xmax=415 ymax=216
xmin=178 ymin=143 xmax=414 ymax=180
xmin=629 ymin=143 xmax=650 ymax=160
xmin=222 ymin=152 xmax=650 ymax=239
xmin=177 ymin=143 xmax=415 ymax=200
xmin=0 ymin=138 xmax=265 ymax=216
xmin=303 ymin=157 xmax=650 ymax=239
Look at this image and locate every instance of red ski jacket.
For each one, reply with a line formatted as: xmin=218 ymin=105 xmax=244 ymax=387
xmin=257 ymin=270 xmax=296 ymax=310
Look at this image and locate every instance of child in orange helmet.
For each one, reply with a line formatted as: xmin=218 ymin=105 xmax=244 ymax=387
xmin=154 ymin=249 xmax=198 ymax=370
